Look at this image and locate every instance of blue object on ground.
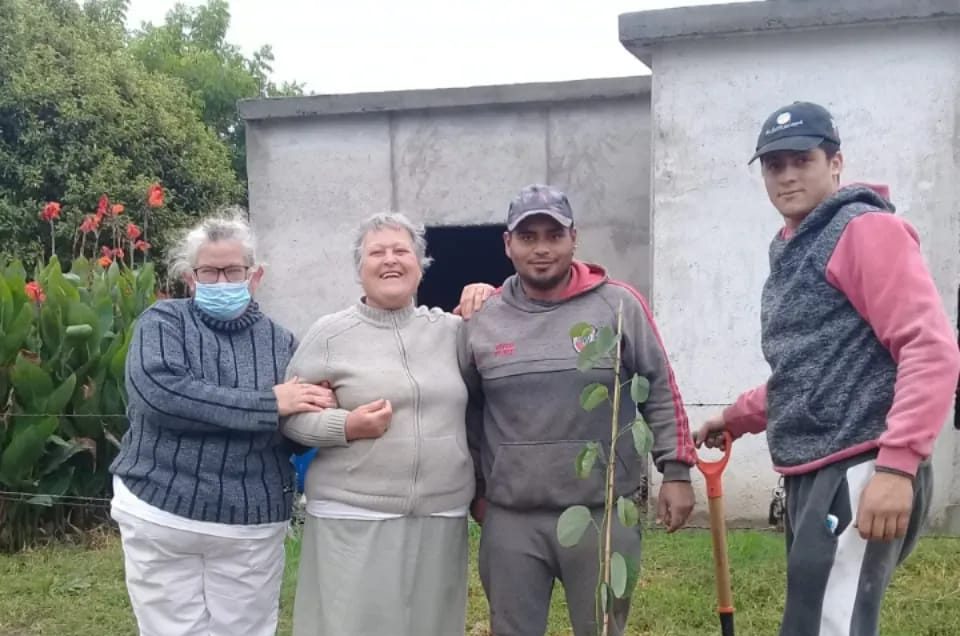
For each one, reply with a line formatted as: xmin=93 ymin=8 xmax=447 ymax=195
xmin=291 ymin=448 xmax=318 ymax=493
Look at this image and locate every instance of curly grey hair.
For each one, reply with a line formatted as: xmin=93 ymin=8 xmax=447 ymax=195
xmin=352 ymin=212 xmax=433 ymax=274
xmin=168 ymin=207 xmax=257 ymax=280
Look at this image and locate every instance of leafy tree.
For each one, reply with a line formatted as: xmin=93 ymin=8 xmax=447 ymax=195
xmin=128 ymin=0 xmax=304 ymax=189
xmin=0 ymin=0 xmax=241 ymax=272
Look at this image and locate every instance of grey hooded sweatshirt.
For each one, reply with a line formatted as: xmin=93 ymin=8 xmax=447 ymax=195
xmin=459 ymin=261 xmax=695 ymax=511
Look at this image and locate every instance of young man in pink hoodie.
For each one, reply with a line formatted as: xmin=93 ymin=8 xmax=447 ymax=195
xmin=695 ymin=101 xmax=960 ymax=636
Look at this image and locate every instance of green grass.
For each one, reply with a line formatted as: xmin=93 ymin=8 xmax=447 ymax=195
xmin=1 ymin=526 xmax=958 ymax=635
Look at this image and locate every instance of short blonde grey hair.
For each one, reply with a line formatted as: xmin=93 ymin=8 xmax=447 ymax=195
xmin=352 ymin=212 xmax=433 ymax=274
xmin=168 ymin=208 xmax=257 ymax=279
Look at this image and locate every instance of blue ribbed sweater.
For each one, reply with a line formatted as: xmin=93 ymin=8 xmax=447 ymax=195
xmin=109 ymin=299 xmax=298 ymax=525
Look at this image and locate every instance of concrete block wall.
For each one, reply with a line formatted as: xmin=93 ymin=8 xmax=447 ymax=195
xmin=241 ymin=77 xmax=653 ymax=337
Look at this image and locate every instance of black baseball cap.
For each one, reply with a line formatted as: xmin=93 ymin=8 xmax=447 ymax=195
xmin=749 ymin=101 xmax=841 ymax=164
xmin=506 ymin=184 xmax=574 ymax=232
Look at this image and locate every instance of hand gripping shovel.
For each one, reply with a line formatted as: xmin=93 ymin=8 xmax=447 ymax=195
xmin=696 ymin=431 xmax=735 ymax=636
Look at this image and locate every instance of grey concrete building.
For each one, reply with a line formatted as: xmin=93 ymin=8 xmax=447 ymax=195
xmin=240 ymin=77 xmax=652 ymax=337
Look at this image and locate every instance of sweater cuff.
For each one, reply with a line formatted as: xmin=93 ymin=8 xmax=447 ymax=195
xmin=320 ymin=409 xmax=350 ymax=447
xmin=258 ymin=389 xmax=280 ymax=428
xmin=721 ymin=405 xmax=759 ymax=439
xmin=661 ymin=461 xmax=692 ymax=482
xmin=876 ymin=446 xmax=923 ymax=478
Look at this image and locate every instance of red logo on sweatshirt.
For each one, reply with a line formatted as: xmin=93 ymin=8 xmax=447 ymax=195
xmin=495 ymin=342 xmax=515 ymax=357
xmin=572 ymin=325 xmax=598 ymax=353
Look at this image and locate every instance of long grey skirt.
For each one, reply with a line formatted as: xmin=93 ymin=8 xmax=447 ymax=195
xmin=292 ymin=515 xmax=468 ymax=636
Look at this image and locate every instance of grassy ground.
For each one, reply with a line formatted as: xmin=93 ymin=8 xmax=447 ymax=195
xmin=1 ymin=525 xmax=958 ymax=636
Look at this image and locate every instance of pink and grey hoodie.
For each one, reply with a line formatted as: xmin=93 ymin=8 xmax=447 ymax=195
xmin=458 ymin=261 xmax=695 ymax=511
xmin=724 ymin=184 xmax=960 ymax=477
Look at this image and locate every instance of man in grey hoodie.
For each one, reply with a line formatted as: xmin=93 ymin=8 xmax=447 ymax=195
xmin=458 ymin=184 xmax=696 ymax=636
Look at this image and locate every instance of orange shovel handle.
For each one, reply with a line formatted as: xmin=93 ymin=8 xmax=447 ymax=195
xmin=695 ymin=431 xmax=733 ymax=499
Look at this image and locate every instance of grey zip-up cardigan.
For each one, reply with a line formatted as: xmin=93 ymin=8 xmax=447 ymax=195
xmin=281 ymin=301 xmax=475 ymax=515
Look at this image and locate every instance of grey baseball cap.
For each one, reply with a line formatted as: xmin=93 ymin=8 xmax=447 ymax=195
xmin=506 ymin=184 xmax=574 ymax=232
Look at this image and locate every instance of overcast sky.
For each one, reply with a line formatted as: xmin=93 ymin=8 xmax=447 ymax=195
xmin=125 ymin=0 xmax=741 ymax=94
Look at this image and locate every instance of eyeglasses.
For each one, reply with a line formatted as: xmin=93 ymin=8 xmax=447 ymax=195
xmin=193 ymin=266 xmax=249 ymax=284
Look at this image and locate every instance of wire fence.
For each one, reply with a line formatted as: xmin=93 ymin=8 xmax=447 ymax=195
xmin=3 ymin=400 xmax=789 ymax=535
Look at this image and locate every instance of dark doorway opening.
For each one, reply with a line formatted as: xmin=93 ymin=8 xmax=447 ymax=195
xmin=418 ymin=225 xmax=515 ymax=313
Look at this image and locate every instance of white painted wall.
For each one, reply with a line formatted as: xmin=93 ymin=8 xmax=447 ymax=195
xmin=645 ymin=21 xmax=960 ymax=528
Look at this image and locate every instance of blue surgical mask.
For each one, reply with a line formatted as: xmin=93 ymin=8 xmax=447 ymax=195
xmin=194 ymin=281 xmax=251 ymax=320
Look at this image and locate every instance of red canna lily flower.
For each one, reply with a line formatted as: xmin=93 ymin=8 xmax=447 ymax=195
xmin=79 ymin=214 xmax=100 ymax=233
xmin=97 ymin=195 xmax=109 ymax=216
xmin=134 ymin=240 xmax=152 ymax=252
xmin=101 ymin=246 xmax=112 ymax=258
xmin=40 ymin=202 xmax=61 ymax=222
xmin=24 ymin=281 xmax=45 ymax=303
xmin=112 ymin=247 xmax=124 ymax=259
xmin=111 ymin=203 xmax=124 ymax=215
xmin=98 ymin=256 xmax=112 ymax=268
xmin=126 ymin=223 xmax=142 ymax=241
xmin=147 ymin=183 xmax=164 ymax=208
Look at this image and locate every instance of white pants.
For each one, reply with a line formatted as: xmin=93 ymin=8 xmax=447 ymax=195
xmin=114 ymin=511 xmax=286 ymax=636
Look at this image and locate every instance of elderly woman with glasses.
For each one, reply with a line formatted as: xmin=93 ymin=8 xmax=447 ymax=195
xmin=283 ymin=212 xmax=493 ymax=636
xmin=110 ymin=212 xmax=335 ymax=636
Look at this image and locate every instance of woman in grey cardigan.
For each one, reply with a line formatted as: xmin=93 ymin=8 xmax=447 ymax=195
xmin=110 ymin=213 xmax=335 ymax=636
xmin=283 ymin=213 xmax=486 ymax=636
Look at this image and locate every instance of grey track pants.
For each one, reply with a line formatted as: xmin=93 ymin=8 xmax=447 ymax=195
xmin=479 ymin=504 xmax=643 ymax=636
xmin=780 ymin=452 xmax=932 ymax=636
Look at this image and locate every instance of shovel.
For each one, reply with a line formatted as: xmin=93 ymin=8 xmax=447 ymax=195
xmin=695 ymin=430 xmax=735 ymax=636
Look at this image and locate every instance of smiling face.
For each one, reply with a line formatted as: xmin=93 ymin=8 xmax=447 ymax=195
xmin=761 ymin=147 xmax=843 ymax=229
xmin=359 ymin=226 xmax=422 ymax=310
xmin=504 ymin=215 xmax=577 ymax=298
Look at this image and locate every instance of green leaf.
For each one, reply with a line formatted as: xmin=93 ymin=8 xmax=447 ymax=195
xmin=109 ymin=327 xmax=131 ymax=379
xmin=40 ymin=438 xmax=86 ymax=477
xmin=631 ymin=414 xmax=654 ymax=457
xmin=624 ymin=555 xmax=641 ymax=596
xmin=107 ymin=260 xmax=120 ymax=288
xmin=26 ymin=494 xmax=55 ymax=507
xmin=0 ymin=416 xmax=58 ymax=486
xmin=569 ymin=322 xmax=593 ymax=339
xmin=617 ymin=496 xmax=640 ymax=528
xmin=5 ymin=260 xmax=26 ymax=289
xmin=65 ymin=324 xmax=94 ymax=340
xmin=10 ymin=354 xmax=54 ymax=409
xmin=136 ymin=263 xmax=156 ymax=299
xmin=44 ymin=258 xmax=80 ymax=304
xmin=630 ymin=374 xmax=650 ymax=405
xmin=67 ymin=300 xmax=97 ymax=325
xmin=557 ymin=505 xmax=593 ymax=547
xmin=611 ymin=551 xmax=628 ymax=598
xmin=579 ymin=383 xmax=609 ymax=411
xmin=95 ymin=295 xmax=115 ymax=339
xmin=599 ymin=582 xmax=610 ymax=612
xmin=70 ymin=256 xmax=91 ymax=281
xmin=0 ymin=275 xmax=12 ymax=331
xmin=40 ymin=302 xmax=63 ymax=356
xmin=595 ymin=326 xmax=619 ymax=356
xmin=0 ymin=304 xmax=35 ymax=363
xmin=38 ymin=465 xmax=76 ymax=496
xmin=576 ymin=340 xmax=602 ymax=372
xmin=574 ymin=442 xmax=600 ymax=479
xmin=44 ymin=374 xmax=76 ymax=415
